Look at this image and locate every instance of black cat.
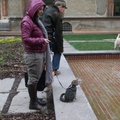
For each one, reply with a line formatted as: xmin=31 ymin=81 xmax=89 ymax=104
xmin=60 ymin=80 xmax=78 ymax=102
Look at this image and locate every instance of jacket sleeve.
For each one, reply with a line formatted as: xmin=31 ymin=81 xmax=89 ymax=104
xmin=42 ymin=8 xmax=64 ymax=53
xmin=54 ymin=14 xmax=63 ymax=53
xmin=21 ymin=21 xmax=44 ymax=46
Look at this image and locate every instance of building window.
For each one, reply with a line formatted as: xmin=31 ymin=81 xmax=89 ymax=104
xmin=63 ymin=22 xmax=72 ymax=32
xmin=114 ymin=0 xmax=120 ymax=16
xmin=107 ymin=0 xmax=120 ymax=16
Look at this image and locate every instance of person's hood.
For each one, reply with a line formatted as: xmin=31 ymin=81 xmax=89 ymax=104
xmin=26 ymin=0 xmax=45 ymax=19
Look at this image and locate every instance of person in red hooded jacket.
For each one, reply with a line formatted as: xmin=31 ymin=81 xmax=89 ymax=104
xmin=21 ymin=0 xmax=50 ymax=110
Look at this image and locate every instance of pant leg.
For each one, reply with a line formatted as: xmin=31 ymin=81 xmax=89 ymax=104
xmin=24 ymin=52 xmax=45 ymax=85
xmin=52 ymin=52 xmax=61 ymax=71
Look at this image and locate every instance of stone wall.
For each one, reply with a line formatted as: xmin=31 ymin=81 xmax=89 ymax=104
xmin=8 ymin=0 xmax=22 ymax=17
xmin=63 ymin=17 xmax=120 ymax=33
xmin=1 ymin=0 xmax=120 ymax=33
xmin=7 ymin=0 xmax=23 ymax=31
xmin=64 ymin=0 xmax=107 ymax=17
xmin=62 ymin=0 xmax=120 ymax=33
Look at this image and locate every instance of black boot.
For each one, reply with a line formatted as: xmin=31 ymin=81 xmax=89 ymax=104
xmin=28 ymin=84 xmax=43 ymax=110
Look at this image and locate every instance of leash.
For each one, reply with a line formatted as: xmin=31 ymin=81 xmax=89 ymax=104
xmin=56 ymin=75 xmax=66 ymax=89
xmin=51 ymin=52 xmax=66 ymax=89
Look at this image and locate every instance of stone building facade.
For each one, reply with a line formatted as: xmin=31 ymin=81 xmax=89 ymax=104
xmin=0 ymin=0 xmax=120 ymax=33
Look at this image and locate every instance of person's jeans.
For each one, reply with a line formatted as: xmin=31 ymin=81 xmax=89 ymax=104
xmin=52 ymin=52 xmax=61 ymax=71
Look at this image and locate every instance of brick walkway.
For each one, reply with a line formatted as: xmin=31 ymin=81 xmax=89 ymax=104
xmin=67 ymin=58 xmax=120 ymax=120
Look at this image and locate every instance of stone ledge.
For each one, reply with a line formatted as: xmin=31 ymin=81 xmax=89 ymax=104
xmin=0 ymin=31 xmax=21 ymax=36
xmin=52 ymin=54 xmax=98 ymax=120
xmin=0 ymin=20 xmax=10 ymax=31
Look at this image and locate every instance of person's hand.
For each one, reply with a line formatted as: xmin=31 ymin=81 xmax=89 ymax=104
xmin=44 ymin=39 xmax=50 ymax=44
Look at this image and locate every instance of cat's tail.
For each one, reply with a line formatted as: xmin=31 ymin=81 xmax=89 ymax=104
xmin=60 ymin=93 xmax=66 ymax=102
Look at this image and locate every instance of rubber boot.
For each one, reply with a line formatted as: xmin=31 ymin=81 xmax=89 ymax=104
xmin=28 ymin=84 xmax=43 ymax=110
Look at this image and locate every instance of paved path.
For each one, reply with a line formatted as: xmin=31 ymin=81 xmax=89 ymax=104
xmin=69 ymin=39 xmax=115 ymax=42
xmin=0 ymin=78 xmax=47 ymax=114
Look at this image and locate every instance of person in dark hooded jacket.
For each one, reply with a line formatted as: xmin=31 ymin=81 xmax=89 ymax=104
xmin=42 ymin=0 xmax=67 ymax=75
xmin=21 ymin=0 xmax=51 ymax=110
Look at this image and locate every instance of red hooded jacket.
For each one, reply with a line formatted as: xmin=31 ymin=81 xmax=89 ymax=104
xmin=21 ymin=0 xmax=46 ymax=52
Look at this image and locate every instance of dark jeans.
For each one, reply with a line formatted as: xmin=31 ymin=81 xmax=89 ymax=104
xmin=52 ymin=52 xmax=61 ymax=71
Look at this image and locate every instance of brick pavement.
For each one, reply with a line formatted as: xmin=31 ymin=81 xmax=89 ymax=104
xmin=66 ymin=57 xmax=120 ymax=120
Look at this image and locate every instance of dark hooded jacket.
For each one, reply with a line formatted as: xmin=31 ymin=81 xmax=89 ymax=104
xmin=21 ymin=0 xmax=46 ymax=53
xmin=42 ymin=5 xmax=63 ymax=53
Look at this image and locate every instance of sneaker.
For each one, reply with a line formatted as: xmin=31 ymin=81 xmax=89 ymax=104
xmin=54 ymin=71 xmax=61 ymax=75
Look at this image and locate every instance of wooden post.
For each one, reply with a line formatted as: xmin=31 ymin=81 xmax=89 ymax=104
xmin=2 ymin=0 xmax=8 ymax=17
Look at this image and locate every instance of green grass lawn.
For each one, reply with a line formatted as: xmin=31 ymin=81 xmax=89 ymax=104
xmin=63 ymin=34 xmax=117 ymax=50
xmin=63 ymin=34 xmax=117 ymax=41
xmin=70 ymin=42 xmax=114 ymax=50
